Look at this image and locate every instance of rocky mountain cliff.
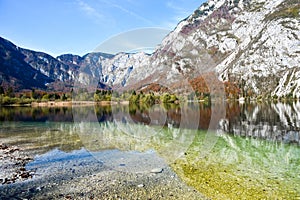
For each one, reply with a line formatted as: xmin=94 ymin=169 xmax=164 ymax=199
xmin=0 ymin=0 xmax=299 ymax=97
xmin=126 ymin=0 xmax=299 ymax=98
xmin=0 ymin=37 xmax=54 ymax=90
xmin=0 ymin=37 xmax=150 ymax=91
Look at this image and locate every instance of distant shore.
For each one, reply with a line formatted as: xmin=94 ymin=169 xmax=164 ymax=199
xmin=14 ymin=100 xmax=130 ymax=107
xmin=2 ymin=97 xmax=299 ymax=108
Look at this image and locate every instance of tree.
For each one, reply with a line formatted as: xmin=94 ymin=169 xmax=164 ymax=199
xmin=169 ymin=94 xmax=178 ymax=103
xmin=129 ymin=93 xmax=139 ymax=103
xmin=161 ymin=93 xmax=171 ymax=103
xmin=42 ymin=94 xmax=50 ymax=101
xmin=6 ymin=87 xmax=14 ymax=97
xmin=61 ymin=93 xmax=67 ymax=101
xmin=31 ymin=89 xmax=39 ymax=99
xmin=0 ymin=86 xmax=4 ymax=95
xmin=141 ymin=93 xmax=155 ymax=105
xmin=94 ymin=93 xmax=101 ymax=102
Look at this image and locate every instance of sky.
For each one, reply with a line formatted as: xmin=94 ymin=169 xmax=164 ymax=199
xmin=0 ymin=0 xmax=204 ymax=57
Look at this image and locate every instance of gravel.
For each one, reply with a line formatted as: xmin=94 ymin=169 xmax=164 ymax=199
xmin=0 ymin=144 xmax=207 ymax=199
xmin=0 ymin=144 xmax=34 ymax=185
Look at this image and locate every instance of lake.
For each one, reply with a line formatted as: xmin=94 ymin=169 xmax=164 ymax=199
xmin=0 ymin=101 xmax=299 ymax=199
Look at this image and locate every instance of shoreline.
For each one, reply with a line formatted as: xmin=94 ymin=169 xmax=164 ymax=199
xmin=1 ymin=98 xmax=299 ymax=107
xmin=7 ymin=100 xmax=130 ymax=107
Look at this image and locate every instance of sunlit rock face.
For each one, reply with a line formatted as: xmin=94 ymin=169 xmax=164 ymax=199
xmin=128 ymin=0 xmax=299 ymax=97
xmin=0 ymin=36 xmax=150 ymax=91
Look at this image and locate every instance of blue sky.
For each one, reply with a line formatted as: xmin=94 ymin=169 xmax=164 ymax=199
xmin=0 ymin=0 xmax=204 ymax=57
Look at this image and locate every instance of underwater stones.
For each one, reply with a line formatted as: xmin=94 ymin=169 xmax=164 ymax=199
xmin=0 ymin=143 xmax=34 ymax=185
xmin=150 ymin=168 xmax=163 ymax=174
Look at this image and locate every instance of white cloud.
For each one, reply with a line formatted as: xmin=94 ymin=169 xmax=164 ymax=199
xmin=76 ymin=0 xmax=104 ymax=22
xmin=114 ymin=4 xmax=153 ymax=25
xmin=99 ymin=0 xmax=153 ymax=25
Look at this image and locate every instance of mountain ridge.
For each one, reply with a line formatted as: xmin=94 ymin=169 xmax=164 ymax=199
xmin=0 ymin=0 xmax=299 ymax=98
xmin=0 ymin=36 xmax=150 ymax=92
xmin=125 ymin=0 xmax=299 ymax=98
xmin=0 ymin=37 xmax=54 ymax=90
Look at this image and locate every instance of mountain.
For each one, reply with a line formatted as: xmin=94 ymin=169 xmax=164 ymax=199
xmin=0 ymin=37 xmax=54 ymax=90
xmin=74 ymin=52 xmax=150 ymax=88
xmin=125 ymin=0 xmax=300 ymax=98
xmin=0 ymin=37 xmax=150 ymax=92
xmin=0 ymin=0 xmax=299 ymax=97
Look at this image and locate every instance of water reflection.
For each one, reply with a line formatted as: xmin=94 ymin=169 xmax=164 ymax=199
xmin=224 ymin=102 xmax=300 ymax=145
xmin=0 ymin=121 xmax=83 ymax=154
xmin=0 ymin=106 xmax=74 ymax=122
xmin=1 ymin=102 xmax=300 ymax=199
xmin=1 ymin=102 xmax=300 ymax=145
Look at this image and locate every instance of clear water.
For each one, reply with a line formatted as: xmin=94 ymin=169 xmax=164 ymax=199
xmin=0 ymin=102 xmax=299 ymax=199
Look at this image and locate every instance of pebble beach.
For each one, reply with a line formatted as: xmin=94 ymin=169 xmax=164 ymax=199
xmin=0 ymin=144 xmax=206 ymax=199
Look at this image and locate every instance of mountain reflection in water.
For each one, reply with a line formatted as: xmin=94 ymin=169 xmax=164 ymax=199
xmin=0 ymin=101 xmax=299 ymax=145
xmin=1 ymin=102 xmax=299 ymax=199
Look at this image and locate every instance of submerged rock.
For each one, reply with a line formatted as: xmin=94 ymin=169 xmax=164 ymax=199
xmin=150 ymin=168 xmax=163 ymax=174
xmin=0 ymin=144 xmax=34 ymax=185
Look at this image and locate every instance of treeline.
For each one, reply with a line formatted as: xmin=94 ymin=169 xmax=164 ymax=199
xmin=6 ymin=80 xmax=293 ymax=106
xmin=73 ymin=88 xmax=180 ymax=104
xmin=0 ymin=86 xmax=72 ymax=105
xmin=93 ymin=90 xmax=179 ymax=105
xmin=0 ymin=86 xmax=180 ymax=106
xmin=128 ymin=91 xmax=178 ymax=104
xmin=0 ymin=84 xmax=235 ymax=106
